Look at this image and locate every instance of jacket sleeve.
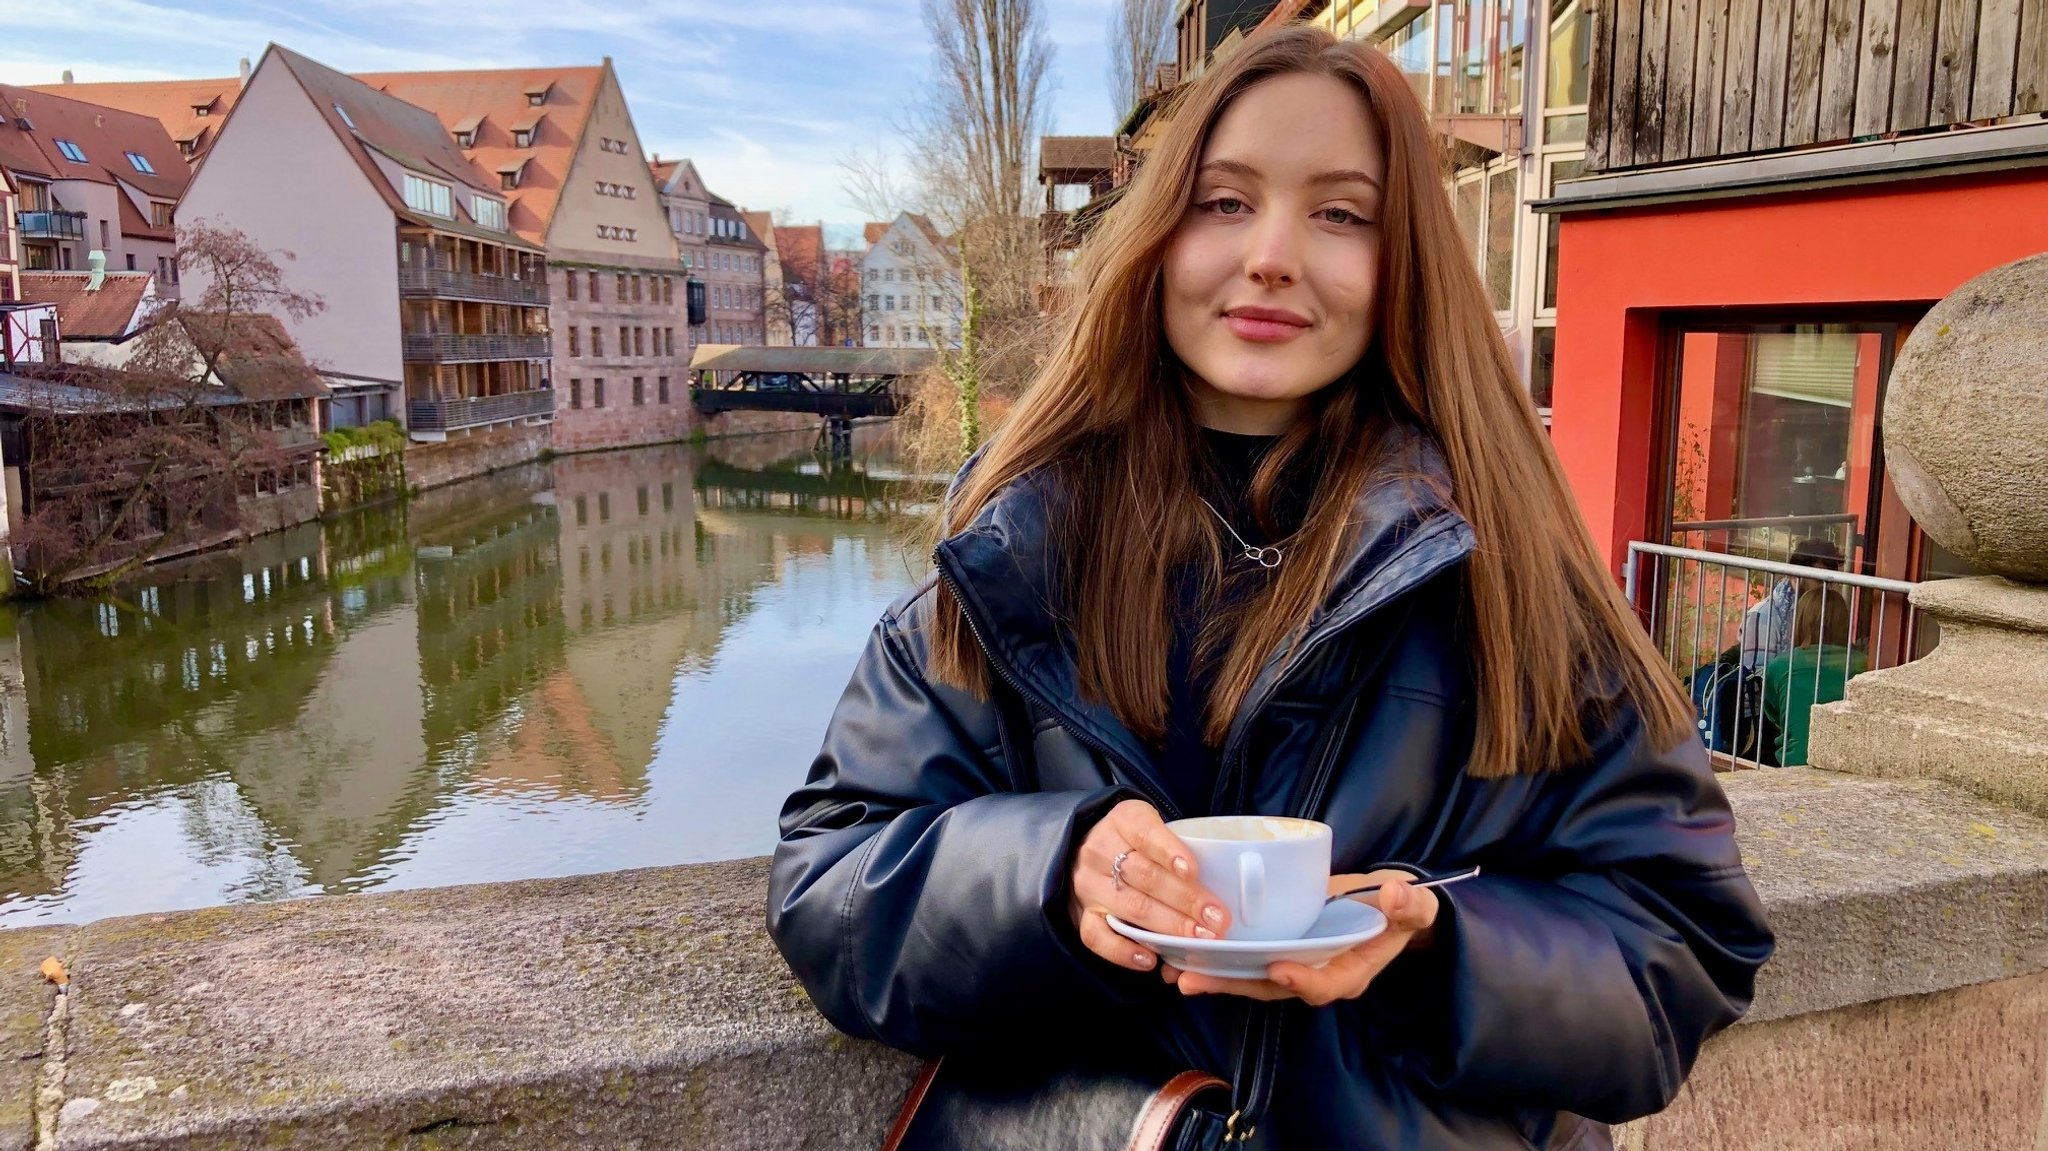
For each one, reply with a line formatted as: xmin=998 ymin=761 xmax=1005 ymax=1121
xmin=1366 ymin=703 xmax=1774 ymax=1124
xmin=766 ymin=589 xmax=1145 ymax=1056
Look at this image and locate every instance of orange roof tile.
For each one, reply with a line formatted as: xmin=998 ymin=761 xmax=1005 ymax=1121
xmin=18 ymin=270 xmax=157 ymax=340
xmin=0 ymin=83 xmax=190 ymax=203
xmin=741 ymin=211 xmax=777 ymax=255
xmin=26 ymin=78 xmax=242 ymax=165
xmin=355 ymin=64 xmax=606 ymax=248
xmin=774 ymin=225 xmax=823 ymax=283
xmin=863 ymin=221 xmax=890 ymax=246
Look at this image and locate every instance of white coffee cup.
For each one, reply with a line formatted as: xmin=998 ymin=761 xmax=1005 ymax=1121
xmin=1166 ymin=816 xmax=1332 ymax=942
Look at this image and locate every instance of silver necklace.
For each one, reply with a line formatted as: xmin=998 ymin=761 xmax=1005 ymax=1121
xmin=1198 ymin=496 xmax=1283 ymax=569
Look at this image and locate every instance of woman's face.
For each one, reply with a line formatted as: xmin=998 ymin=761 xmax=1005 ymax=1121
xmin=1163 ymin=72 xmax=1387 ymax=435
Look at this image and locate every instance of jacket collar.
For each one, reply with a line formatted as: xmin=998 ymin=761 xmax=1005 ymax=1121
xmin=932 ymin=423 xmax=1477 ymax=790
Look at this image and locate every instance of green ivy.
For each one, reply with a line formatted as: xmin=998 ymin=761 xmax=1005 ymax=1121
xmin=322 ymin=419 xmax=406 ymax=456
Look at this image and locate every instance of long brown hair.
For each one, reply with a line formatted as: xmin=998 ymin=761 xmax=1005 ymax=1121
xmin=928 ymin=26 xmax=1693 ymax=778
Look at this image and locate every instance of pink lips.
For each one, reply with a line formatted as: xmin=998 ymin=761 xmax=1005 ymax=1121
xmin=1222 ymin=306 xmax=1311 ymax=343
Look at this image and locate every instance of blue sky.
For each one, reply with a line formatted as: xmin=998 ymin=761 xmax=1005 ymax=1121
xmin=3 ymin=0 xmax=1121 ymax=245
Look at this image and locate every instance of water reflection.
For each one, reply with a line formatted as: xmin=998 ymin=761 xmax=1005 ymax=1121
xmin=0 ymin=427 xmax=931 ymax=925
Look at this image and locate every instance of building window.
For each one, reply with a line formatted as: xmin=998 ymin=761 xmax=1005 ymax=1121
xmin=664 ymin=278 xmax=674 ymax=305
xmin=55 ymin=139 xmax=88 ymax=163
xmin=568 ymin=327 xmax=580 ymax=356
xmin=403 ymin=173 xmax=453 ymax=217
xmin=125 ymin=151 xmax=156 ymax=174
xmin=884 ymin=295 xmax=895 ymax=311
xmin=593 ymin=328 xmax=605 ymax=356
xmin=594 ymin=378 xmax=607 ymax=408
xmin=570 ymin=378 xmax=583 ymax=409
xmin=620 ymin=324 xmax=630 ymax=355
xmin=127 ymin=254 xmax=138 ymax=271
xmin=100 ymin=220 xmax=111 ymax=249
xmin=151 ymin=202 xmax=174 ymax=228
xmin=566 ymin=271 xmax=578 ymax=301
xmin=634 ymin=327 xmax=645 ymax=356
xmin=632 ymin=275 xmax=643 ymax=303
xmin=658 ymin=375 xmax=670 ymax=403
xmin=473 ymin=197 xmax=506 ymax=231
xmin=616 ymin=273 xmax=628 ymax=299
xmin=512 ymin=128 xmax=534 ymax=148
xmin=633 ymin=376 xmax=645 ymax=405
xmin=501 ymin=168 xmax=521 ymax=190
xmin=588 ymin=271 xmax=600 ymax=300
xmin=884 ymin=269 xmax=895 ymax=283
xmin=665 ymin=327 xmax=675 ymax=355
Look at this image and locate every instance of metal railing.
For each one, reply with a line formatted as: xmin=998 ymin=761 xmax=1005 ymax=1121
xmin=400 ymin=333 xmax=551 ymax=363
xmin=1668 ymin=513 xmax=1861 ymax=562
xmin=1625 ymin=541 xmax=1923 ymax=771
xmin=406 ymin=388 xmax=555 ymax=432
xmin=17 ymin=210 xmax=86 ymax=241
xmin=397 ymin=266 xmax=548 ymax=305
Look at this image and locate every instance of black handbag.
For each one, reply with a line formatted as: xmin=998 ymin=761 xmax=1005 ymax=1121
xmin=881 ymin=1056 xmax=1239 ymax=1151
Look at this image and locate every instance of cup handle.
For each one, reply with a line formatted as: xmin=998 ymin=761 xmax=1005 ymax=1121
xmin=1239 ymin=853 xmax=1265 ymax=930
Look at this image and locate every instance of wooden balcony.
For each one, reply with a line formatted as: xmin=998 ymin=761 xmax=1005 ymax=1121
xmin=406 ymin=388 xmax=556 ymax=433
xmin=1587 ymin=0 xmax=2047 ymax=174
xmin=398 ymin=266 xmax=548 ymax=306
xmin=400 ymin=333 xmax=551 ymax=363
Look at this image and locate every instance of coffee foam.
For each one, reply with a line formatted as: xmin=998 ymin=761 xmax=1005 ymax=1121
xmin=1174 ymin=816 xmax=1325 ymax=842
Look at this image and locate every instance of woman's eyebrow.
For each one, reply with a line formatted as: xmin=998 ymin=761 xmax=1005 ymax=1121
xmin=1309 ymin=167 xmax=1381 ymax=190
xmin=1196 ymin=158 xmax=1380 ymax=190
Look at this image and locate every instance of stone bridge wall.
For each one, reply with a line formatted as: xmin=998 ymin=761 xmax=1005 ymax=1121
xmin=2 ymin=768 xmax=2044 ymax=1150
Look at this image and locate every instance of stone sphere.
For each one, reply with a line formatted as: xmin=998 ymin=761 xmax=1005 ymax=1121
xmin=1884 ymin=253 xmax=2048 ymax=582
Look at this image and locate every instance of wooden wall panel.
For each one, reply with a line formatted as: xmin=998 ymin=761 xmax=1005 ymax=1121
xmin=1721 ymin=0 xmax=1764 ymax=153
xmin=1854 ymin=0 xmax=1904 ymax=135
xmin=1635 ymin=0 xmax=1670 ymax=162
xmin=1785 ymin=0 xmax=1833 ymax=144
xmin=1931 ymin=0 xmax=1984 ymax=123
xmin=1753 ymin=0 xmax=1796 ymax=149
xmin=2018 ymin=0 xmax=2048 ymax=110
xmin=1972 ymin=0 xmax=2025 ymax=115
xmin=1663 ymin=0 xmax=1700 ymax=157
xmin=1893 ymin=0 xmax=1945 ymax=124
xmin=1692 ymin=0 xmax=1730 ymax=155
xmin=1819 ymin=0 xmax=1867 ymax=141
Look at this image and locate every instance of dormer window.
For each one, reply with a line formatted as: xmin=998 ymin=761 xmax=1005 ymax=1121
xmin=452 ymin=114 xmax=482 ymax=149
xmin=497 ymin=159 xmax=526 ymax=190
xmin=126 ymin=151 xmax=157 ymax=174
xmin=512 ymin=129 xmax=532 ymax=148
xmin=55 ymin=139 xmax=87 ymax=163
xmin=191 ymin=98 xmax=214 ymax=117
xmin=523 ymin=82 xmax=551 ymax=107
xmin=473 ymin=196 xmax=506 ymax=231
xmin=178 ymin=138 xmax=197 ymax=158
xmin=403 ymin=172 xmax=453 ymax=218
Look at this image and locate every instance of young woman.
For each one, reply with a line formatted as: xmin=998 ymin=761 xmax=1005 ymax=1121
xmin=769 ymin=26 xmax=1773 ymax=1150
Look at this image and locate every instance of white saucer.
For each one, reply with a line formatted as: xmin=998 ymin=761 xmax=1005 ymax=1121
xmin=1106 ymin=900 xmax=1388 ymax=980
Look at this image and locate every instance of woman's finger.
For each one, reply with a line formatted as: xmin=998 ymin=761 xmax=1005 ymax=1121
xmin=1174 ymin=971 xmax=1296 ymax=1001
xmin=1376 ymin=878 xmax=1440 ymax=934
xmin=1109 ymin=802 xmax=1198 ymax=883
xmin=1076 ymin=907 xmax=1158 ymax=972
xmin=1108 ymin=846 xmax=1227 ymax=937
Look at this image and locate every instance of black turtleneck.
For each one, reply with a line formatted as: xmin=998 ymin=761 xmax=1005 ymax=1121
xmin=1155 ymin=427 xmax=1310 ymax=817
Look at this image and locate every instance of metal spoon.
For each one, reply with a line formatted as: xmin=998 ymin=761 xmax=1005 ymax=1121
xmin=1325 ymin=865 xmax=1482 ymax=906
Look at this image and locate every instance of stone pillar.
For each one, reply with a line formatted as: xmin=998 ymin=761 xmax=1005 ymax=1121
xmin=1808 ymin=253 xmax=2048 ymax=811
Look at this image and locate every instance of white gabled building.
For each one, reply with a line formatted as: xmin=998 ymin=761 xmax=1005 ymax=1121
xmin=858 ymin=212 xmax=960 ymax=349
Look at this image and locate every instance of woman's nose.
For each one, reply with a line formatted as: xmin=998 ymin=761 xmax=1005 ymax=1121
xmin=1243 ymin=217 xmax=1303 ymax=287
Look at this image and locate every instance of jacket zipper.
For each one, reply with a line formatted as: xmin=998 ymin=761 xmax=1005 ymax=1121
xmin=932 ymin=558 xmax=1187 ymax=823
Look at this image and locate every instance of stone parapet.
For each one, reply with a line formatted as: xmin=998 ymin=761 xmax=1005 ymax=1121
xmin=2 ymin=770 xmax=2044 ymax=1149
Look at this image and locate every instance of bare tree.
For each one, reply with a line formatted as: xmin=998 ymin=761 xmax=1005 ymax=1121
xmin=10 ymin=223 xmax=325 ymax=595
xmin=1109 ymin=0 xmax=1175 ymax=122
xmin=899 ymin=0 xmax=1055 ymax=455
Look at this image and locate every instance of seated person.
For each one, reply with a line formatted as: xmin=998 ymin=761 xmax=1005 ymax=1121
xmin=1738 ymin=537 xmax=1845 ymax=671
xmin=1761 ymin=584 xmax=1867 ymax=766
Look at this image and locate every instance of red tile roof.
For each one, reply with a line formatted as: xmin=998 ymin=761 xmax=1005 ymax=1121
xmin=261 ymin=48 xmax=536 ymax=250
xmin=863 ymin=221 xmax=890 ymax=246
xmin=741 ymin=211 xmax=777 ymax=255
xmin=0 ymin=83 xmax=191 ymax=208
xmin=18 ymin=270 xmax=157 ymax=340
xmin=355 ymin=64 xmax=606 ymax=248
xmin=774 ymin=225 xmax=823 ymax=283
xmin=26 ymin=78 xmax=242 ymax=164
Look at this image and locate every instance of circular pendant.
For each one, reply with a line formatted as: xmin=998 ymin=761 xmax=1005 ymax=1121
xmin=1246 ymin=546 xmax=1283 ymax=569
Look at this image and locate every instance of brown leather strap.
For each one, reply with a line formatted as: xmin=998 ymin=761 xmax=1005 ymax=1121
xmin=880 ymin=1058 xmax=944 ymax=1151
xmin=1127 ymin=1070 xmax=1230 ymax=1151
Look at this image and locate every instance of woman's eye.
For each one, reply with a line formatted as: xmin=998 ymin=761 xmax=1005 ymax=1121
xmin=1202 ymin=197 xmax=1247 ymax=215
xmin=1318 ymin=207 xmax=1365 ymax=225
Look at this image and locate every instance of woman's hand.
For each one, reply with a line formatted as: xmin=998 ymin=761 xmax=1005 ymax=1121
xmin=1165 ymin=870 xmax=1439 ymax=1005
xmin=1069 ymin=799 xmax=1230 ymax=972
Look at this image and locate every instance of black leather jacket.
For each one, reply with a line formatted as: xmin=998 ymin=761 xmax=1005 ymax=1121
xmin=768 ymin=429 xmax=1774 ymax=1148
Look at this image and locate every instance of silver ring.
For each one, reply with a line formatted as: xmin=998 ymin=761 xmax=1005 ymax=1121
xmin=1110 ymin=850 xmax=1133 ymax=891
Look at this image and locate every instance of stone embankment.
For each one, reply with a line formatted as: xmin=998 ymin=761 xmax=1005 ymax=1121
xmin=3 ymin=766 xmax=2046 ymax=1150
